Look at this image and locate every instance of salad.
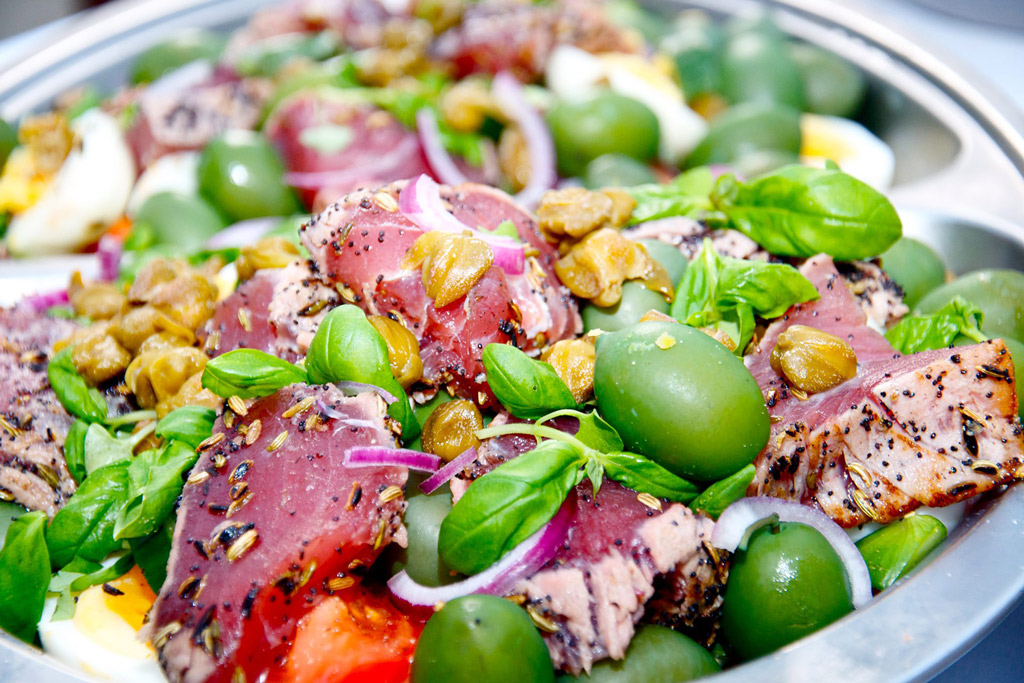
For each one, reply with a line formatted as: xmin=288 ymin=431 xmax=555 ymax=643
xmin=0 ymin=0 xmax=1022 ymax=682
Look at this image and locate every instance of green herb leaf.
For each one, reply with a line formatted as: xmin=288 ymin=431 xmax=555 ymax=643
xmin=236 ymin=30 xmax=340 ymax=78
xmin=46 ymin=463 xmax=131 ymax=568
xmin=0 ymin=501 xmax=26 ymax=551
xmin=48 ymin=555 xmax=134 ymax=621
xmin=439 ymin=440 xmax=585 ymax=575
xmin=482 ymin=343 xmax=577 ymax=419
xmin=856 ymin=513 xmax=947 ymax=591
xmin=626 ymin=167 xmax=718 ymax=225
xmin=711 ymin=165 xmax=902 ymax=261
xmin=671 ymin=239 xmax=819 ymax=351
xmin=83 ymin=423 xmax=137 ymax=476
xmin=600 ymin=452 xmax=699 ymax=503
xmin=48 ymin=347 xmax=108 ymax=422
xmin=299 ymin=124 xmax=354 ymax=154
xmin=114 ymin=441 xmax=199 ymax=540
xmin=689 ymin=464 xmax=756 ymax=519
xmin=0 ymin=510 xmax=50 ymax=642
xmin=129 ymin=516 xmax=175 ymax=593
xmin=584 ymin=456 xmax=604 ymax=496
xmin=202 ymin=349 xmax=308 ymax=398
xmin=538 ymin=408 xmax=623 ymax=453
xmin=885 ymin=296 xmax=988 ymax=354
xmin=156 ymin=406 xmax=217 ymax=449
xmin=64 ymin=420 xmax=89 ymax=484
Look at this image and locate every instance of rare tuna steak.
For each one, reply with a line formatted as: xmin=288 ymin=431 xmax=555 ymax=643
xmin=147 ymin=386 xmax=407 ymax=683
xmin=746 ymin=255 xmax=1024 ymax=526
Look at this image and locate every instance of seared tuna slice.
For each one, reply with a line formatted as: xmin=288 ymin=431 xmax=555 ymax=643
xmin=0 ymin=309 xmax=79 ymax=514
xmin=509 ymin=481 xmax=723 ymax=675
xmin=147 ymin=386 xmax=407 ymax=683
xmin=746 ymin=255 xmax=1023 ymax=526
xmin=299 ymin=180 xmax=580 ymax=406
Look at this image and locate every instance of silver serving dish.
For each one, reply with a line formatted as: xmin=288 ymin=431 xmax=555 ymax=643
xmin=2 ymin=0 xmax=1023 ymax=681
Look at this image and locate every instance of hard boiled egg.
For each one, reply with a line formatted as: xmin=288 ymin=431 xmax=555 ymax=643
xmin=126 ymin=151 xmax=200 ymax=217
xmin=799 ymin=113 xmax=895 ymax=191
xmin=38 ymin=566 xmax=165 ymax=683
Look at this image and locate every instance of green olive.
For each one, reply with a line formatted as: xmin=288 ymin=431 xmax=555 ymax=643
xmin=638 ymin=239 xmax=688 ymax=285
xmin=134 ymin=192 xmax=227 ymax=251
xmin=879 ymin=237 xmax=947 ymax=308
xmin=582 ymin=154 xmax=657 ymax=190
xmin=789 ymin=43 xmax=866 ymax=118
xmin=547 ymin=92 xmax=660 ymax=178
xmin=685 ymin=102 xmax=801 ymax=168
xmin=721 ymin=522 xmax=852 ymax=661
xmin=720 ymin=31 xmax=804 ymax=110
xmin=581 ymin=281 xmax=670 ymax=333
xmin=0 ymin=118 xmax=16 ymax=169
xmin=660 ymin=14 xmax=724 ymax=99
xmin=916 ymin=269 xmax=1024 ymax=342
xmin=197 ymin=131 xmax=302 ymax=221
xmin=412 ymin=595 xmax=555 ymax=683
xmin=558 ymin=625 xmax=719 ymax=682
xmin=399 ymin=490 xmax=459 ymax=587
xmin=129 ymin=30 xmax=226 ymax=84
xmin=594 ymin=321 xmax=769 ymax=481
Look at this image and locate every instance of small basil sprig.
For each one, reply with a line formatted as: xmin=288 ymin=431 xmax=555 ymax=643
xmin=128 ymin=516 xmax=175 ymax=593
xmin=885 ymin=297 xmax=987 ymax=354
xmin=114 ymin=440 xmax=199 ymax=541
xmin=689 ymin=464 xmax=756 ymax=519
xmin=482 ymin=343 xmax=577 ymax=419
xmin=0 ymin=511 xmax=50 ymax=643
xmin=83 ymin=422 xmax=151 ymax=476
xmin=439 ymin=411 xmax=697 ymax=575
xmin=155 ymin=406 xmax=216 ymax=449
xmin=46 ymin=463 xmax=131 ymax=568
xmin=626 ymin=167 xmax=718 ymax=226
xmin=63 ymin=420 xmax=89 ymax=484
xmin=856 ymin=513 xmax=947 ymax=591
xmin=48 ymin=347 xmax=107 ymax=422
xmin=202 ymin=349 xmax=307 ymax=398
xmin=671 ymin=239 xmax=819 ymax=352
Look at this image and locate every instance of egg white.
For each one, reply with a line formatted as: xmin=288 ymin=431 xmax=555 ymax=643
xmin=800 ymin=113 xmax=895 ymax=192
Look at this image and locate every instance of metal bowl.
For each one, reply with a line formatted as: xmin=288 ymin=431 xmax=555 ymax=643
xmin=2 ymin=1 xmax=1024 ymax=681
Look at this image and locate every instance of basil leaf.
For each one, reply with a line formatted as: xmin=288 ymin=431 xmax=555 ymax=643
xmin=48 ymin=347 xmax=108 ymax=422
xmin=584 ymin=456 xmax=604 ymax=496
xmin=84 ymin=423 xmax=136 ymax=475
xmin=114 ymin=440 xmax=198 ymax=540
xmin=482 ymin=343 xmax=577 ymax=419
xmin=236 ymin=30 xmax=340 ymax=78
xmin=885 ymin=297 xmax=987 ymax=354
xmin=439 ymin=441 xmax=585 ymax=575
xmin=671 ymin=239 xmax=819 ymax=351
xmin=202 ymin=348 xmax=308 ymax=398
xmin=0 ymin=501 xmax=25 ymax=551
xmin=626 ymin=167 xmax=718 ymax=225
xmin=64 ymin=420 xmax=89 ymax=484
xmin=129 ymin=516 xmax=175 ymax=593
xmin=711 ymin=165 xmax=902 ymax=261
xmin=156 ymin=406 xmax=217 ymax=449
xmin=600 ymin=452 xmax=699 ymax=503
xmin=689 ymin=464 xmax=756 ymax=519
xmin=539 ymin=408 xmax=623 ymax=453
xmin=0 ymin=510 xmax=50 ymax=642
xmin=46 ymin=463 xmax=131 ymax=568
xmin=856 ymin=514 xmax=947 ymax=591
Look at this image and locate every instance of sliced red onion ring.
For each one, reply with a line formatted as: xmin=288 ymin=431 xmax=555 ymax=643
xmin=419 ymin=446 xmax=478 ymax=495
xmin=205 ymin=217 xmax=279 ymax=249
xmin=23 ymin=289 xmax=69 ymax=312
xmin=398 ymin=174 xmax=525 ymax=275
xmin=343 ymin=447 xmax=441 ymax=473
xmin=283 ymin=135 xmax=420 ymax=191
xmin=334 ymin=381 xmax=398 ymax=404
xmin=491 ymin=71 xmax=556 ymax=209
xmin=97 ymin=234 xmax=123 ymax=282
xmin=416 ymin=108 xmax=469 ymax=186
xmin=388 ymin=494 xmax=576 ymax=606
xmin=712 ymin=496 xmax=873 ymax=608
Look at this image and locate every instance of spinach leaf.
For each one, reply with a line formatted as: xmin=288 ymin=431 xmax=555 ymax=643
xmin=626 ymin=167 xmax=718 ymax=226
xmin=439 ymin=441 xmax=585 ymax=575
xmin=856 ymin=513 xmax=947 ymax=591
xmin=671 ymin=239 xmax=819 ymax=351
xmin=48 ymin=555 xmax=134 ymax=621
xmin=46 ymin=463 xmax=131 ymax=568
xmin=48 ymin=347 xmax=107 ymax=422
xmin=202 ymin=348 xmax=308 ymax=398
xmin=156 ymin=406 xmax=217 ymax=449
xmin=711 ymin=165 xmax=902 ymax=261
xmin=0 ymin=510 xmax=50 ymax=642
xmin=689 ymin=464 xmax=756 ymax=519
xmin=129 ymin=516 xmax=175 ymax=593
xmin=0 ymin=501 xmax=25 ymax=552
xmin=83 ymin=423 xmax=136 ymax=476
xmin=114 ymin=440 xmax=198 ymax=541
xmin=539 ymin=409 xmax=623 ymax=453
xmin=885 ymin=297 xmax=987 ymax=354
xmin=601 ymin=452 xmax=700 ymax=503
xmin=482 ymin=343 xmax=577 ymax=419
xmin=64 ymin=420 xmax=89 ymax=484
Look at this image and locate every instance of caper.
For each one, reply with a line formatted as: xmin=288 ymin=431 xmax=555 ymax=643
xmin=368 ymin=315 xmax=424 ymax=389
xmin=554 ymin=228 xmax=663 ymax=307
xmin=127 ymin=347 xmax=207 ymax=408
xmin=541 ymin=339 xmax=596 ymax=404
xmin=537 ymin=187 xmax=636 ymax=240
xmin=769 ymin=325 xmax=857 ymax=394
xmin=420 ymin=399 xmax=484 ymax=462
xmin=235 ymin=236 xmax=301 ymax=281
xmin=113 ymin=306 xmax=194 ymax=353
xmin=157 ymin=372 xmax=222 ymax=418
xmin=69 ymin=276 xmax=126 ymax=321
xmin=404 ymin=232 xmax=494 ymax=308
xmin=71 ymin=324 xmax=132 ymax=384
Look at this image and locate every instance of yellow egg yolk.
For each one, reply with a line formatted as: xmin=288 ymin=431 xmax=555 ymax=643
xmin=73 ymin=566 xmax=157 ymax=658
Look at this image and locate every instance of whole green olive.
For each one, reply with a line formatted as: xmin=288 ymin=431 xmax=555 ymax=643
xmin=594 ymin=321 xmax=769 ymax=481
xmin=582 ymin=154 xmax=658 ymax=190
xmin=582 ymin=281 xmax=669 ymax=333
xmin=916 ymin=269 xmax=1024 ymax=342
xmin=638 ymin=240 xmax=688 ymax=285
xmin=880 ymin=237 xmax=947 ymax=308
xmin=558 ymin=625 xmax=719 ymax=682
xmin=685 ymin=102 xmax=801 ymax=168
xmin=789 ymin=43 xmax=866 ymax=118
xmin=660 ymin=14 xmax=724 ymax=100
xmin=400 ymin=490 xmax=459 ymax=587
xmin=134 ymin=192 xmax=226 ymax=251
xmin=720 ymin=30 xmax=804 ymax=110
xmin=197 ymin=131 xmax=302 ymax=221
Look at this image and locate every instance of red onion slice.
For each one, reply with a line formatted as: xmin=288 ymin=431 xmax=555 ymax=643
xmin=23 ymin=289 xmax=69 ymax=312
xmin=419 ymin=446 xmax=478 ymax=495
xmin=398 ymin=174 xmax=525 ymax=274
xmin=491 ymin=71 xmax=556 ymax=209
xmin=205 ymin=217 xmax=279 ymax=249
xmin=712 ymin=496 xmax=873 ymax=608
xmin=96 ymin=234 xmax=123 ymax=282
xmin=334 ymin=381 xmax=397 ymax=404
xmin=416 ymin=108 xmax=469 ymax=186
xmin=388 ymin=494 xmax=576 ymax=606
xmin=343 ymin=447 xmax=441 ymax=473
